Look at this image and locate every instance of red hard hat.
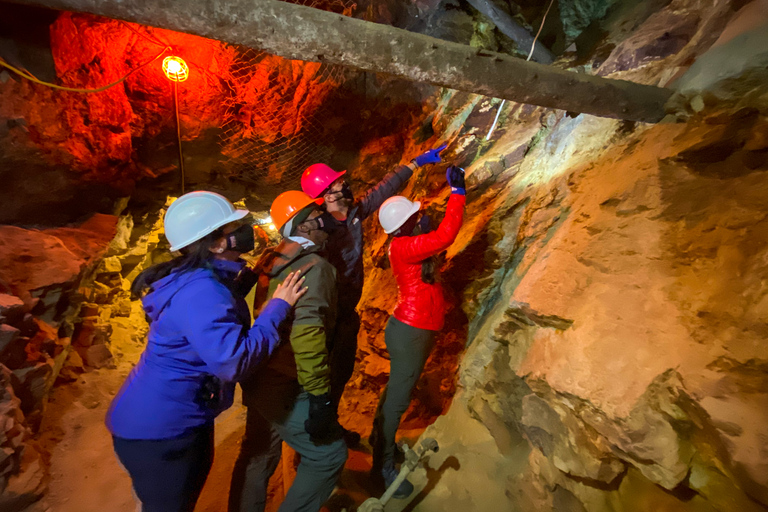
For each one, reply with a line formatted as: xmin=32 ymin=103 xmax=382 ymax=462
xmin=301 ymin=163 xmax=346 ymax=199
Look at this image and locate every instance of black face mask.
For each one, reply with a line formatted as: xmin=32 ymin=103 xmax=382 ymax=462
xmin=225 ymin=224 xmax=256 ymax=253
xmin=340 ymin=182 xmax=354 ymax=200
xmin=325 ymin=182 xmax=354 ymax=203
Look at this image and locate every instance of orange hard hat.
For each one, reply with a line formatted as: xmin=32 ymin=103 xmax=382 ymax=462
xmin=270 ymin=190 xmax=323 ymax=232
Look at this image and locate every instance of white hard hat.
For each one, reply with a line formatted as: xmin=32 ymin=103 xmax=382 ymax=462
xmin=164 ymin=191 xmax=249 ymax=252
xmin=378 ymin=196 xmax=421 ymax=234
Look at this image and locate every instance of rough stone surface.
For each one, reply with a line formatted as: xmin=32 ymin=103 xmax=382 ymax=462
xmin=10 ymin=363 xmax=52 ymax=431
xmin=0 ymin=325 xmax=25 ymax=370
xmin=0 ymin=295 xmax=25 ymax=326
xmin=77 ymin=343 xmax=114 ymax=369
xmin=97 ymin=256 xmax=122 ymax=275
xmin=336 ymin=2 xmax=768 ymax=511
xmin=0 ymin=214 xmax=117 ymax=299
xmin=0 ymin=364 xmax=29 ymax=486
xmin=73 ymin=318 xmax=113 ymax=349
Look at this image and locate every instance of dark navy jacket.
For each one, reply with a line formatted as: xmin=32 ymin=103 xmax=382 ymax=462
xmin=326 ymin=164 xmax=413 ymax=309
xmin=106 ymin=259 xmax=290 ymax=440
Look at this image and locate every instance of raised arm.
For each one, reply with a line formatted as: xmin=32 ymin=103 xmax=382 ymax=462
xmin=396 ymin=193 xmax=466 ymax=264
xmin=359 ymin=164 xmax=415 ymax=219
xmin=359 ymin=144 xmax=447 ymax=218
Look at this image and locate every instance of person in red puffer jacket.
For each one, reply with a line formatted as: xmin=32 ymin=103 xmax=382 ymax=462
xmin=369 ymin=165 xmax=466 ymax=498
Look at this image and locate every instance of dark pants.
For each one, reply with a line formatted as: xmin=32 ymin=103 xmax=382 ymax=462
xmin=230 ymin=380 xmax=348 ymax=512
xmin=370 ymin=317 xmax=435 ymax=471
xmin=228 ymin=408 xmax=282 ymax=512
xmin=113 ymin=423 xmax=214 ymax=512
xmin=329 ymin=306 xmax=361 ymax=407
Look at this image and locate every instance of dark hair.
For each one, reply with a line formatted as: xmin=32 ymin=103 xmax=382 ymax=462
xmin=421 ymin=257 xmax=436 ymax=284
xmin=392 ymin=215 xmax=437 ymax=285
xmin=130 ymin=229 xmax=222 ymax=299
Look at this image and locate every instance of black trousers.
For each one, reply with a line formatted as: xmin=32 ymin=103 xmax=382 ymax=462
xmin=113 ymin=423 xmax=214 ymax=512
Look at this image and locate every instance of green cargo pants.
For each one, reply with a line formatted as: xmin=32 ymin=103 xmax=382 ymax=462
xmin=229 ymin=379 xmax=348 ymax=512
xmin=370 ymin=316 xmax=436 ymax=471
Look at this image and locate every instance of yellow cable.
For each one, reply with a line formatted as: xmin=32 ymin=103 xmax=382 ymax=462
xmin=0 ymin=46 xmax=170 ymax=93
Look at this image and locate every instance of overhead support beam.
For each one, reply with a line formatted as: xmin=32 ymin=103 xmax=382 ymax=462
xmin=9 ymin=0 xmax=673 ymax=122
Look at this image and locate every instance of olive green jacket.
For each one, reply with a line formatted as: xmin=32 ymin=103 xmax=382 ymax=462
xmin=250 ymin=239 xmax=337 ymax=396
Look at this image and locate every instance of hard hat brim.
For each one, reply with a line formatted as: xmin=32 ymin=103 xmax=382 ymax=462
xmin=383 ymin=201 xmax=421 ymax=234
xmin=169 ymin=208 xmax=249 ymax=252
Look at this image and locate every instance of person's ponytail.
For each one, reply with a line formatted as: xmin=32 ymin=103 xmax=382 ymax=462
xmin=420 ymin=257 xmax=436 ymax=284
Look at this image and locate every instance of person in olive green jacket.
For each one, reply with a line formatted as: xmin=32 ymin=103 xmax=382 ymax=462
xmin=229 ymin=191 xmax=346 ymax=512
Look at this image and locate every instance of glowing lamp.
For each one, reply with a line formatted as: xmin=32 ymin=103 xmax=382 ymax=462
xmin=162 ymin=56 xmax=189 ymax=82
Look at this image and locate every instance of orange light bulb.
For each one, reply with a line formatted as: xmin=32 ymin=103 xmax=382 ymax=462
xmin=162 ymin=56 xmax=189 ymax=82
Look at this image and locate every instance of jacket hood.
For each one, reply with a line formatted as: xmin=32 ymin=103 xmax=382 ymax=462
xmin=141 ymin=268 xmax=211 ymax=323
xmin=264 ymin=239 xmax=323 ymax=277
xmin=140 ymin=258 xmax=245 ymax=323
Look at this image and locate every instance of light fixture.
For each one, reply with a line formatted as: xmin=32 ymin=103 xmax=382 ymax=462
xmin=162 ymin=56 xmax=189 ymax=82
xmin=162 ymin=56 xmax=189 ymax=193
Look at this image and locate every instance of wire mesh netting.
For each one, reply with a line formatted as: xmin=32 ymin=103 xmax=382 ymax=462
xmin=218 ymin=0 xmax=357 ymax=189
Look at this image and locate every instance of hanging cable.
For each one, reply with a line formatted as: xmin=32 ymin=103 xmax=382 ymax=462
xmin=0 ymin=46 xmax=170 ymax=94
xmin=173 ymin=79 xmax=185 ymax=194
xmin=486 ymin=0 xmax=556 ymax=140
xmin=119 ymin=20 xmax=169 ymax=49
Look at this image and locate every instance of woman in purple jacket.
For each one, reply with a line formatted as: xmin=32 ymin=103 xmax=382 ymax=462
xmin=106 ymin=191 xmax=306 ymax=512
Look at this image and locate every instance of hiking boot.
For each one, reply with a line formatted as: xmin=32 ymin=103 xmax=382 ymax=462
xmin=381 ymin=463 xmax=414 ymax=499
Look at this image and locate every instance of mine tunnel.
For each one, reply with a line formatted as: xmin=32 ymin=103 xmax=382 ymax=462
xmin=0 ymin=0 xmax=767 ymax=510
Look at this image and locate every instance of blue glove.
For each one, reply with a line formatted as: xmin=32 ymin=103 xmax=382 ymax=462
xmin=412 ymin=144 xmax=447 ymax=167
xmin=446 ymin=166 xmax=466 ymax=195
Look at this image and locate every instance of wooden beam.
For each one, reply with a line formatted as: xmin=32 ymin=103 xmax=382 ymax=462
xmin=8 ymin=0 xmax=673 ymax=122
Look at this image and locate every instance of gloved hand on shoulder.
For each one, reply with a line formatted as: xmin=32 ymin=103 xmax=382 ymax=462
xmin=304 ymin=392 xmax=340 ymax=443
xmin=446 ymin=165 xmax=466 ymax=195
xmin=412 ymin=144 xmax=447 ymax=167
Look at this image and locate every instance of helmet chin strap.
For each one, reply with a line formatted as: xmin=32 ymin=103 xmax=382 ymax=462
xmin=325 ymin=191 xmax=344 ymax=203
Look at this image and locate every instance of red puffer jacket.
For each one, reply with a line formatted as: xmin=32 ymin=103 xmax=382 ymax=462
xmin=389 ymin=193 xmax=466 ymax=331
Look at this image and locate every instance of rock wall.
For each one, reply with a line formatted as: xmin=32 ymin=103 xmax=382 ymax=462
xmin=339 ymin=0 xmax=768 ymax=510
xmin=0 ymin=213 xmax=120 ymax=508
xmin=0 ymin=195 xmax=178 ymax=509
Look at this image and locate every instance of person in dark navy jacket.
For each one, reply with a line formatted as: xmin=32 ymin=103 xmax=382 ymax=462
xmin=106 ymin=191 xmax=307 ymax=512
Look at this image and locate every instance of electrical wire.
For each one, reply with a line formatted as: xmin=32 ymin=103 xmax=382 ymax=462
xmin=0 ymin=46 xmax=170 ymax=93
xmin=486 ymin=0 xmax=557 ymax=140
xmin=172 ymin=79 xmax=186 ymax=194
xmin=526 ymin=0 xmax=556 ymax=62
xmin=119 ymin=20 xmax=169 ymax=49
